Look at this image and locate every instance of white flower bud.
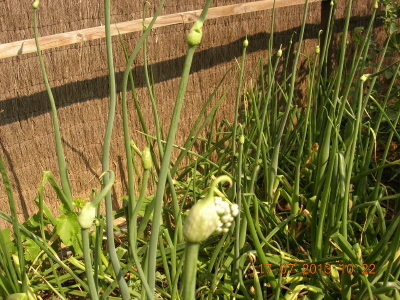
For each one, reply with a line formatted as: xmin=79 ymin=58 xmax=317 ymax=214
xmin=231 ymin=204 xmax=239 ymax=217
xmin=183 ymin=197 xmax=219 ymax=243
xmin=221 ymin=215 xmax=231 ymax=223
xmin=78 ymin=203 xmax=96 ymax=229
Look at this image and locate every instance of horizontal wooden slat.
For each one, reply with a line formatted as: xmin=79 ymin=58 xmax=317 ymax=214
xmin=0 ymin=0 xmax=324 ymax=59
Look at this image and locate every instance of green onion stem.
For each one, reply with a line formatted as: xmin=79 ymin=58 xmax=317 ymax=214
xmin=102 ymin=0 xmax=130 ymax=297
xmin=0 ymin=154 xmax=26 ymax=292
xmin=33 ymin=7 xmax=73 ymax=208
xmin=81 ymin=228 xmax=99 ymax=300
xmin=182 ymin=242 xmax=200 ymax=300
xmin=147 ymin=0 xmax=213 ymax=292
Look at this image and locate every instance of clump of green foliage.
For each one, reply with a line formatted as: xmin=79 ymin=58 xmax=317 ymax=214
xmin=0 ymin=0 xmax=399 ymax=299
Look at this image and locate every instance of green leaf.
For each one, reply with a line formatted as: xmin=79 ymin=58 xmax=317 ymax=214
xmin=0 ymin=229 xmax=15 ymax=255
xmin=72 ymin=198 xmax=88 ymax=210
xmin=23 ymin=238 xmax=41 ymax=263
xmin=56 ymin=213 xmax=82 ymax=255
xmin=6 ymin=293 xmax=27 ymax=300
xmin=139 ymin=196 xmax=154 ymax=220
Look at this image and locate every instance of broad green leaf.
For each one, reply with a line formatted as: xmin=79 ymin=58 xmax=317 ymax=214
xmin=23 ymin=238 xmax=41 ymax=262
xmin=0 ymin=229 xmax=15 ymax=255
xmin=6 ymin=293 xmax=27 ymax=300
xmin=56 ymin=213 xmax=82 ymax=255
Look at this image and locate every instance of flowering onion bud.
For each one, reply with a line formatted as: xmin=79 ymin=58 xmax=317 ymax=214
xmin=315 ymin=45 xmax=320 ymax=54
xmin=32 ymin=0 xmax=39 ymax=8
xmin=183 ymin=175 xmax=235 ymax=243
xmin=142 ymin=147 xmax=152 ymax=170
xmin=360 ymin=74 xmax=369 ymax=82
xmin=183 ymin=197 xmax=219 ymax=243
xmin=243 ymin=39 xmax=249 ymax=47
xmin=277 ymin=49 xmax=283 ymax=57
xmin=78 ymin=203 xmax=96 ymax=229
xmin=373 ymin=1 xmax=378 ymax=9
xmin=186 ymin=20 xmax=203 ymax=46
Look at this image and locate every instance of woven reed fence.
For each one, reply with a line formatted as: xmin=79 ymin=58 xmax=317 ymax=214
xmin=0 ymin=0 xmax=380 ymax=228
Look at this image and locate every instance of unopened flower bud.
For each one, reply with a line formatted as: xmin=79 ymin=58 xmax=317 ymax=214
xmin=186 ymin=20 xmax=203 ymax=46
xmin=360 ymin=74 xmax=369 ymax=82
xmin=32 ymin=0 xmax=39 ymax=9
xmin=78 ymin=203 xmax=96 ymax=229
xmin=315 ymin=45 xmax=320 ymax=54
xmin=142 ymin=147 xmax=152 ymax=170
xmin=183 ymin=197 xmax=219 ymax=243
xmin=277 ymin=49 xmax=283 ymax=57
xmin=243 ymin=39 xmax=249 ymax=47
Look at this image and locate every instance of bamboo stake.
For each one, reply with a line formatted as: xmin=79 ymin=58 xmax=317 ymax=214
xmin=0 ymin=0 xmax=324 ymax=60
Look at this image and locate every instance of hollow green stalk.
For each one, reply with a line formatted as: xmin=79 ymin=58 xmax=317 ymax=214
xmin=81 ymin=228 xmax=98 ymax=300
xmin=182 ymin=242 xmax=200 ymax=300
xmin=78 ymin=171 xmax=114 ymax=299
xmin=230 ymin=36 xmax=247 ymax=288
xmin=290 ymin=45 xmax=319 ymax=238
xmin=128 ymin=150 xmax=154 ymax=299
xmin=119 ymin=2 xmax=165 ymax=298
xmin=0 ymin=154 xmax=26 ymax=292
xmin=311 ymin=0 xmax=353 ymax=259
xmin=102 ymin=0 xmax=130 ymax=297
xmin=267 ymin=0 xmax=310 ymax=204
xmin=230 ymin=37 xmax=248 ymax=192
xmin=234 ymin=129 xmax=244 ymax=286
xmin=147 ymin=0 xmax=213 ymax=292
xmin=339 ymin=77 xmax=367 ymax=298
xmin=33 ymin=4 xmax=72 ymax=204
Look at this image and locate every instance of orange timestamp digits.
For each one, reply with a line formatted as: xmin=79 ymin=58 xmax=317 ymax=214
xmin=257 ymin=263 xmax=376 ymax=275
xmin=258 ymin=263 xmax=296 ymax=275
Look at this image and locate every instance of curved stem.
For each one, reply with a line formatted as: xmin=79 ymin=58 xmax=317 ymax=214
xmin=33 ymin=7 xmax=73 ymax=208
xmin=102 ymin=0 xmax=130 ymax=297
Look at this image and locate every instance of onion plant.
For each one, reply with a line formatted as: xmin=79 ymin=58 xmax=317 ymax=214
xmin=0 ymin=0 xmax=399 ymax=299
